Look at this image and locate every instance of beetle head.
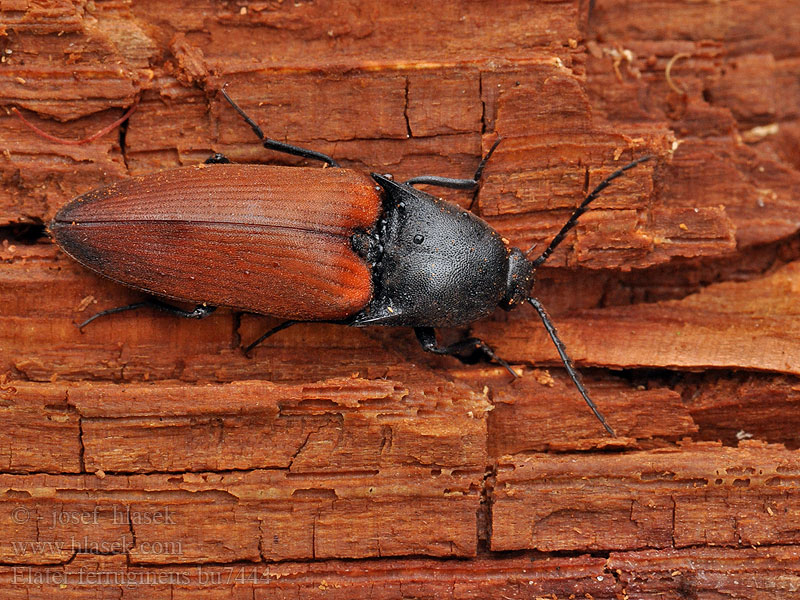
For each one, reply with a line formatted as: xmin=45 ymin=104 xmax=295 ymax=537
xmin=500 ymin=247 xmax=536 ymax=311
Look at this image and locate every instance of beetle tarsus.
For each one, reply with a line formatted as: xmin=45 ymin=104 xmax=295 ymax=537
xmin=147 ymin=300 xmax=217 ymax=320
xmin=220 ymin=83 xmax=266 ymax=139
xmin=78 ymin=302 xmax=150 ymax=330
xmin=220 ymin=84 xmax=340 ymax=167
xmin=78 ymin=299 xmax=216 ymax=330
xmin=204 ymin=153 xmax=230 ymax=165
xmin=527 ymin=297 xmax=616 ymax=437
xmin=262 ymin=139 xmax=341 ymax=168
xmin=244 ymin=319 xmax=299 ymax=356
xmin=472 ymin=137 xmax=503 ymax=182
xmin=403 ymin=174 xmax=479 ymax=190
xmin=414 ymin=326 xmax=518 ymax=378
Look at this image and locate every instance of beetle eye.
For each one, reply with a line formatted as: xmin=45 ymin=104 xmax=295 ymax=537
xmin=413 ymin=234 xmax=424 ymax=244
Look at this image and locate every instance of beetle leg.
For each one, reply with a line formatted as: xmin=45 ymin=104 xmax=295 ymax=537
xmin=262 ymin=139 xmax=341 ymax=168
xmin=243 ymin=320 xmax=299 ymax=356
xmin=220 ymin=85 xmax=340 ymax=167
xmin=414 ymin=326 xmax=518 ymax=378
xmin=404 ymin=138 xmax=502 ymax=190
xmin=78 ymin=302 xmax=149 ymax=330
xmin=145 ymin=300 xmax=217 ymax=320
xmin=78 ymin=299 xmax=216 ymax=330
xmin=402 ymin=174 xmax=480 ymax=190
xmin=204 ymin=153 xmax=231 ymax=164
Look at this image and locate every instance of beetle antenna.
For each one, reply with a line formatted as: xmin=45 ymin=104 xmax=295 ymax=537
xmin=528 ymin=297 xmax=615 ymax=436
xmin=531 ymin=155 xmax=651 ymax=267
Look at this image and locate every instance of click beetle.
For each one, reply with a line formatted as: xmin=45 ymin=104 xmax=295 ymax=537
xmin=49 ymin=85 xmax=650 ymax=436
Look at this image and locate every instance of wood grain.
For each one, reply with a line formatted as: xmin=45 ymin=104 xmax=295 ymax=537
xmin=493 ymin=442 xmax=800 ymax=552
xmin=1 ymin=0 xmax=799 ymax=596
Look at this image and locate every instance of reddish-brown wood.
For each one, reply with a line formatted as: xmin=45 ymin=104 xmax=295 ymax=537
xmin=609 ymin=546 xmax=800 ymax=600
xmin=0 ymin=554 xmax=615 ymax=599
xmin=0 ymin=377 xmax=489 ymax=562
xmin=2 ymin=0 xmax=800 ymax=597
xmin=685 ymin=373 xmax=800 ymax=449
xmin=1 ymin=548 xmax=797 ymax=599
xmin=493 ymin=442 xmax=800 ymax=552
xmin=486 ymin=371 xmax=697 ymax=453
xmin=476 ymin=259 xmax=800 ymax=375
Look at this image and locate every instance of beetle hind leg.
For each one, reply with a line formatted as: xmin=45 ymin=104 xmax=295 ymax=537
xmin=220 ymin=85 xmax=340 ymax=167
xmin=78 ymin=299 xmax=216 ymax=330
xmin=414 ymin=326 xmax=517 ymax=378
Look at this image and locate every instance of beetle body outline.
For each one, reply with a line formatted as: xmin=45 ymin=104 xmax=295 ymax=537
xmin=49 ymin=86 xmax=651 ymax=436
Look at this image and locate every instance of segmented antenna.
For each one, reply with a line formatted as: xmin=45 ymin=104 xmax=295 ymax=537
xmin=528 ymin=297 xmax=615 ymax=436
xmin=526 ymin=155 xmax=652 ymax=436
xmin=531 ymin=155 xmax=651 ymax=268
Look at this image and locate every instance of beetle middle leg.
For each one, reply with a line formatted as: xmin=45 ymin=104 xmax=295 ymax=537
xmin=220 ymin=85 xmax=340 ymax=168
xmin=205 ymin=153 xmax=230 ymax=165
xmin=414 ymin=326 xmax=517 ymax=377
xmin=79 ymin=299 xmax=216 ymax=330
xmin=243 ymin=319 xmax=299 ymax=356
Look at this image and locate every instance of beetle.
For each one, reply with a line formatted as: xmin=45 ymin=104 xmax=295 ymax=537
xmin=49 ymin=85 xmax=650 ymax=436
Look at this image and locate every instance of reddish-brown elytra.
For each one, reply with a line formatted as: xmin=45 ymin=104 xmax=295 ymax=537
xmin=46 ymin=85 xmax=652 ymax=436
xmin=52 ymin=164 xmax=381 ymax=321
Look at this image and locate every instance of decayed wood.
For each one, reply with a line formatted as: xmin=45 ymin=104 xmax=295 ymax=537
xmin=2 ymin=0 xmax=800 ymax=596
xmin=1 ymin=548 xmax=797 ymax=599
xmin=476 ymin=259 xmax=800 ymax=375
xmin=493 ymin=441 xmax=800 ymax=552
xmin=0 ymin=377 xmax=489 ymax=562
xmin=609 ymin=546 xmax=800 ymax=600
xmin=0 ymin=468 xmax=483 ymax=563
xmin=0 ymin=554 xmax=615 ymax=599
xmin=487 ymin=371 xmax=696 ymax=453
xmin=3 ymin=377 xmax=490 ymax=474
xmin=686 ymin=373 xmax=800 ymax=449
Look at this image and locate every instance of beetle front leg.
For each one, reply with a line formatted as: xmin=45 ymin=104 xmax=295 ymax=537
xmin=79 ymin=299 xmax=216 ymax=330
xmin=414 ymin=326 xmax=517 ymax=377
xmin=404 ymin=138 xmax=502 ymax=190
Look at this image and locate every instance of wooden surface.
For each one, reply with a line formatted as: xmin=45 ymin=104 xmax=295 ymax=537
xmin=2 ymin=0 xmax=800 ymax=597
